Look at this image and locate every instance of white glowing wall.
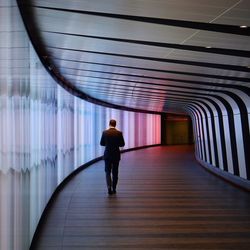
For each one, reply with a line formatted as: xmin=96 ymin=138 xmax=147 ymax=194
xmin=0 ymin=2 xmax=161 ymax=250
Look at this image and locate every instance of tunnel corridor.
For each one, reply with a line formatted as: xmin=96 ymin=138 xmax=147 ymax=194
xmin=1 ymin=1 xmax=250 ymax=249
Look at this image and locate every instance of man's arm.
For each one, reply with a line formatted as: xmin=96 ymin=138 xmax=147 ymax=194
xmin=100 ymin=132 xmax=106 ymax=146
xmin=119 ymin=132 xmax=125 ymax=147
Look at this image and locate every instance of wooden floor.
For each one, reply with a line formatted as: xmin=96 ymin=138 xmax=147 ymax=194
xmin=34 ymin=146 xmax=250 ymax=250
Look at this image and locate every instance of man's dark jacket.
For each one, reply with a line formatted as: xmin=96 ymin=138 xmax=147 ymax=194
xmin=100 ymin=128 xmax=125 ymax=161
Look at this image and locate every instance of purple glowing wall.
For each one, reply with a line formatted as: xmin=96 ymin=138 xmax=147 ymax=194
xmin=0 ymin=2 xmax=161 ymax=249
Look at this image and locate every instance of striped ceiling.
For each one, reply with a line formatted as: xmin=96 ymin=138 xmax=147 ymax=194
xmin=18 ymin=0 xmax=250 ymax=114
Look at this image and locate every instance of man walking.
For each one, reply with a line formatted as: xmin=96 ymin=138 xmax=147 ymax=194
xmin=100 ymin=119 xmax=125 ymax=195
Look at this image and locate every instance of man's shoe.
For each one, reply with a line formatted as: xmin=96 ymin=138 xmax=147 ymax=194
xmin=108 ymin=189 xmax=113 ymax=195
xmin=113 ymin=189 xmax=116 ymax=194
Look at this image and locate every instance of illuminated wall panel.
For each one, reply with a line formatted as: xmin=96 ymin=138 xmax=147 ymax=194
xmin=0 ymin=2 xmax=161 ymax=250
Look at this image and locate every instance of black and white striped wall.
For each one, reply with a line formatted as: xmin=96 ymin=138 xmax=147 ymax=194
xmin=185 ymin=86 xmax=250 ymax=188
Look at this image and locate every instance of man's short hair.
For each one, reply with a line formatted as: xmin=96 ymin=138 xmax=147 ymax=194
xmin=109 ymin=119 xmax=116 ymax=127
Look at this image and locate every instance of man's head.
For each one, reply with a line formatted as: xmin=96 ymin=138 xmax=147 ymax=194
xmin=109 ymin=119 xmax=116 ymax=127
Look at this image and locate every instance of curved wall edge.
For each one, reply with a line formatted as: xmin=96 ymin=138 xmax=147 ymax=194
xmin=16 ymin=0 xmax=161 ymax=115
xmin=196 ymin=157 xmax=250 ymax=192
xmin=29 ymin=144 xmax=161 ymax=249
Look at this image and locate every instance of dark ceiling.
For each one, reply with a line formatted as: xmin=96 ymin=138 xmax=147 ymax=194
xmin=18 ymin=0 xmax=250 ymax=114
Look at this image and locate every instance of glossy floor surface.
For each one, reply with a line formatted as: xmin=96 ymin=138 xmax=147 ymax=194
xmin=33 ymin=146 xmax=250 ymax=250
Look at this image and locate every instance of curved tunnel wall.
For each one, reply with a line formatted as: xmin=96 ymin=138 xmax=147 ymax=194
xmin=186 ymin=89 xmax=250 ymax=182
xmin=0 ymin=3 xmax=161 ymax=250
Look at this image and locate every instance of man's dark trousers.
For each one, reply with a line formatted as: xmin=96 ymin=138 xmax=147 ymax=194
xmin=105 ymin=159 xmax=119 ymax=191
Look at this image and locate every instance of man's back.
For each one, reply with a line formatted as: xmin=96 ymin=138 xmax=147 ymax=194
xmin=100 ymin=128 xmax=125 ymax=161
